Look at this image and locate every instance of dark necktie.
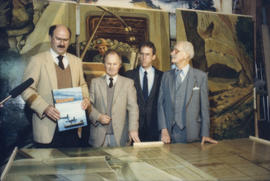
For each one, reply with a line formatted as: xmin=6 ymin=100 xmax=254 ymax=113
xmin=142 ymin=71 xmax=148 ymax=101
xmin=57 ymin=55 xmax=65 ymax=70
xmin=109 ymin=77 xmax=113 ymax=88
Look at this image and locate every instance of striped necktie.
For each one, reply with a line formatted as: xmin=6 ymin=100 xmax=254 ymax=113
xmin=175 ymin=69 xmax=182 ymax=89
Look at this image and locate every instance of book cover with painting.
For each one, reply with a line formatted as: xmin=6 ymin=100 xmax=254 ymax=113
xmin=52 ymin=87 xmax=87 ymax=132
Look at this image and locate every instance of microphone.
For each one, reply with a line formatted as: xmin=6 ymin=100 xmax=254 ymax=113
xmin=0 ymin=78 xmax=34 ymax=105
xmin=9 ymin=78 xmax=34 ymax=98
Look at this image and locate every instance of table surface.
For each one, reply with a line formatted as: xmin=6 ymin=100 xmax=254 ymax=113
xmin=4 ymin=138 xmax=270 ymax=181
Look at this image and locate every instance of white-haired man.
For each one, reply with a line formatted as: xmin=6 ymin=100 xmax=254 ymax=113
xmin=158 ymin=41 xmax=218 ymax=145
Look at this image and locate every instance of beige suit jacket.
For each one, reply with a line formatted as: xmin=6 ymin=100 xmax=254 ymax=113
xmin=21 ymin=51 xmax=89 ymax=144
xmin=88 ymin=75 xmax=139 ymax=147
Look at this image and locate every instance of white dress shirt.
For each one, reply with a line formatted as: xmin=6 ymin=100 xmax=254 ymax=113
xmin=139 ymin=66 xmax=155 ymax=95
xmin=50 ymin=48 xmax=69 ymax=69
xmin=175 ymin=64 xmax=190 ymax=82
xmin=105 ymin=74 xmax=118 ymax=86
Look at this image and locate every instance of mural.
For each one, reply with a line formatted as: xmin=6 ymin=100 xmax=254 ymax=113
xmin=0 ymin=0 xmax=253 ymax=167
xmin=80 ymin=0 xmax=215 ymax=10
xmin=176 ymin=9 xmax=254 ymax=139
xmin=0 ymin=0 xmax=46 ymax=166
xmin=78 ymin=0 xmax=216 ymax=40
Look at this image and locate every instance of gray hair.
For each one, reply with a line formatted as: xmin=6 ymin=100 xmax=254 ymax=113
xmin=178 ymin=41 xmax=194 ymax=59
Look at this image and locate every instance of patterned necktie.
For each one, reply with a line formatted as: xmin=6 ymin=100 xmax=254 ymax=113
xmin=143 ymin=71 xmax=148 ymax=101
xmin=57 ymin=55 xmax=65 ymax=70
xmin=109 ymin=77 xmax=113 ymax=88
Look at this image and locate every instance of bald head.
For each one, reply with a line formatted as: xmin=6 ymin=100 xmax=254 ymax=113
xmin=104 ymin=50 xmax=122 ymax=77
xmin=49 ymin=25 xmax=71 ymax=39
xmin=49 ymin=24 xmax=71 ymax=55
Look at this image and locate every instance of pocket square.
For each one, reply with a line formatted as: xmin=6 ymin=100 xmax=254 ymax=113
xmin=193 ymin=87 xmax=200 ymax=90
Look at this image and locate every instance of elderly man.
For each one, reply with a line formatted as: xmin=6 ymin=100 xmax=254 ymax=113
xmin=21 ymin=24 xmax=90 ymax=148
xmin=89 ymin=50 xmax=140 ymax=147
xmin=158 ymin=41 xmax=217 ymax=145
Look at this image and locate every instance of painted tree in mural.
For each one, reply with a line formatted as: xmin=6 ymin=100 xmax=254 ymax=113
xmin=180 ymin=10 xmax=254 ymax=139
xmin=0 ymin=0 xmax=46 ymax=166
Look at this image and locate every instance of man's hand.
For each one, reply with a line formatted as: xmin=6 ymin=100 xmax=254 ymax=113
xmin=161 ymin=128 xmax=171 ymax=144
xmin=98 ymin=114 xmax=111 ymax=125
xmin=81 ymin=98 xmax=90 ymax=110
xmin=129 ymin=130 xmax=141 ymax=143
xmin=201 ymin=136 xmax=218 ymax=145
xmin=44 ymin=105 xmax=60 ymax=121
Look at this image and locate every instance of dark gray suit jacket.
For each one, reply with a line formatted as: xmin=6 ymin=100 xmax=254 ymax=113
xmin=125 ymin=66 xmax=163 ymax=141
xmin=158 ymin=66 xmax=210 ymax=142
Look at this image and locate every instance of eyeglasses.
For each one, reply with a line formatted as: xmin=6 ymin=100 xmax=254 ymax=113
xmin=54 ymin=36 xmax=69 ymax=43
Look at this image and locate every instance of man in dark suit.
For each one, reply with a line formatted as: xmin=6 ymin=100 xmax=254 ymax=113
xmin=125 ymin=41 xmax=163 ymax=141
xmin=158 ymin=41 xmax=218 ymax=145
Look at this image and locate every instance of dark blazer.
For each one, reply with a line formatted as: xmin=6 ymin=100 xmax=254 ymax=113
xmin=158 ymin=66 xmax=210 ymax=142
xmin=125 ymin=66 xmax=163 ymax=141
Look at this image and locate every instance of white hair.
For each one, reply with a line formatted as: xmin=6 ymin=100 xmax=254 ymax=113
xmin=178 ymin=41 xmax=194 ymax=59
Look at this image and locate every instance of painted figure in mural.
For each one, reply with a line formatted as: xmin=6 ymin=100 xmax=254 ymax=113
xmin=158 ymin=41 xmax=218 ymax=145
xmin=92 ymin=38 xmax=109 ymax=63
xmin=21 ymin=24 xmax=90 ymax=148
xmin=88 ymin=50 xmax=140 ymax=147
xmin=125 ymin=41 xmax=163 ymax=141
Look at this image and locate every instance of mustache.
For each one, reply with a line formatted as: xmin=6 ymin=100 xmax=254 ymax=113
xmin=57 ymin=45 xmax=65 ymax=48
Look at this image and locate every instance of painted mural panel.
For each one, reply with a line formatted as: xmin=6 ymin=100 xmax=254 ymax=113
xmin=176 ymin=9 xmax=254 ymax=139
xmin=0 ymin=1 xmax=171 ymax=165
xmin=0 ymin=0 xmax=249 ymax=167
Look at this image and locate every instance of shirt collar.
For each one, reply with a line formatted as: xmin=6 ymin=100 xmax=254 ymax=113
xmin=106 ymin=74 xmax=118 ymax=84
xmin=50 ymin=48 xmax=67 ymax=58
xmin=139 ymin=66 xmax=154 ymax=74
xmin=175 ymin=64 xmax=189 ymax=77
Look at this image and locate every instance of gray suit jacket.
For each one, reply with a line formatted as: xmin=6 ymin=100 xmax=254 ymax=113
xmin=88 ymin=75 xmax=139 ymax=147
xmin=158 ymin=66 xmax=210 ymax=142
xmin=21 ymin=51 xmax=89 ymax=144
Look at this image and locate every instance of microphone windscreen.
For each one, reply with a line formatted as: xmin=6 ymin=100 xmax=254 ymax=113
xmin=9 ymin=78 xmax=34 ymax=98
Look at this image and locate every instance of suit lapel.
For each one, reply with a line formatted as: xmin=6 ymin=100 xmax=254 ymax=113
xmin=185 ymin=67 xmax=196 ymax=107
xmin=169 ymin=70 xmax=176 ymax=104
xmin=148 ymin=68 xmax=158 ymax=101
xmin=100 ymin=76 xmax=108 ymax=108
xmin=112 ymin=75 xmax=122 ymax=105
xmin=44 ymin=51 xmax=58 ymax=89
xmin=134 ymin=68 xmax=144 ymax=103
xmin=67 ymin=54 xmax=76 ymax=87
